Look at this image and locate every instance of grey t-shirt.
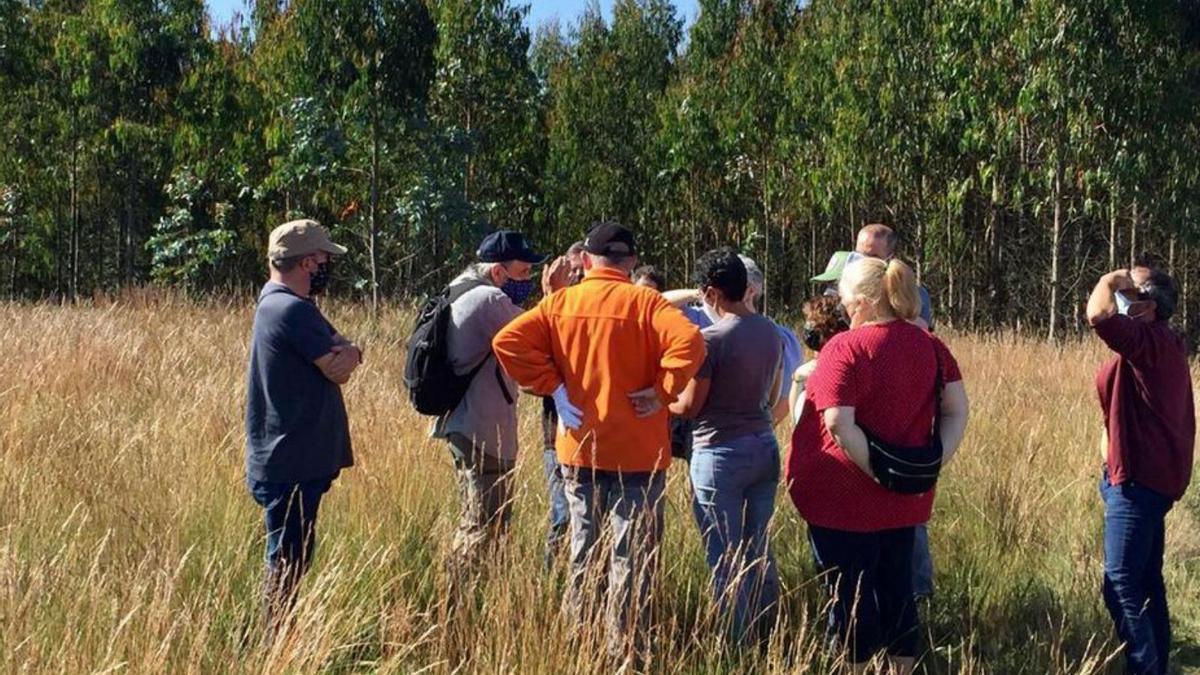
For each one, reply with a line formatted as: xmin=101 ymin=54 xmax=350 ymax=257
xmin=431 ymin=273 xmax=523 ymax=460
xmin=693 ymin=313 xmax=782 ymax=448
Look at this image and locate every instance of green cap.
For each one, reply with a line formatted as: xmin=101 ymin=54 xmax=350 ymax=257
xmin=810 ymin=251 xmax=864 ymax=283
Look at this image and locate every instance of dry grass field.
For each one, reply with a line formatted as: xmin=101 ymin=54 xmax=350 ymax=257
xmin=1 ymin=292 xmax=1198 ymax=673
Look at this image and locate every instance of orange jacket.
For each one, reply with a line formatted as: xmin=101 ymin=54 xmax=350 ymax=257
xmin=493 ymin=267 xmax=705 ymax=472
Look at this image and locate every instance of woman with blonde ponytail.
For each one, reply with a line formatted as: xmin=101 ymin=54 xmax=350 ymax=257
xmin=882 ymin=259 xmax=922 ymax=320
xmin=788 ymin=256 xmax=970 ymax=673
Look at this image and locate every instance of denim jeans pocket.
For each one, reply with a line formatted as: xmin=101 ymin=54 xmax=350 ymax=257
xmin=1124 ymin=481 xmax=1173 ymax=516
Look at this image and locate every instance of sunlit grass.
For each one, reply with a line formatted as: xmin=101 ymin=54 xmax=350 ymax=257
xmin=0 ymin=292 xmax=1197 ymax=673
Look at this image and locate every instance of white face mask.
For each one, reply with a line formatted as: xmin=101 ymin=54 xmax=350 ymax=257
xmin=1115 ymin=291 xmax=1133 ymax=316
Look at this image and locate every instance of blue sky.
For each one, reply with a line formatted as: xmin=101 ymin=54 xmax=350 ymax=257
xmin=205 ymin=0 xmax=700 ymax=33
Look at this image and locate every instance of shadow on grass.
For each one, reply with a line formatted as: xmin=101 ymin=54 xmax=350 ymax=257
xmin=1172 ymin=635 xmax=1200 ymax=673
xmin=920 ymin=569 xmax=1116 ymax=675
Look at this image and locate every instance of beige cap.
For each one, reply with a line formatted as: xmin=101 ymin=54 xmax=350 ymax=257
xmin=268 ymin=219 xmax=347 ymax=261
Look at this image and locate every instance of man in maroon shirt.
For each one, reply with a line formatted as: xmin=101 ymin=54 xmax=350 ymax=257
xmin=1086 ymin=261 xmax=1194 ymax=675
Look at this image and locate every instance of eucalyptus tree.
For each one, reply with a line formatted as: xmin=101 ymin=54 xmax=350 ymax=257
xmin=407 ymin=0 xmax=542 ymax=283
xmin=542 ymin=0 xmax=682 ymax=244
xmin=260 ymin=0 xmax=436 ymax=306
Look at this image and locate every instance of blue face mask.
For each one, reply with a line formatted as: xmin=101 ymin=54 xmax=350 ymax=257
xmin=501 ymin=278 xmax=535 ymax=306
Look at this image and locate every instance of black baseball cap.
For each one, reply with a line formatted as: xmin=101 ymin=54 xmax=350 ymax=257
xmin=477 ymin=230 xmax=547 ymax=264
xmin=582 ymin=222 xmax=637 ymax=258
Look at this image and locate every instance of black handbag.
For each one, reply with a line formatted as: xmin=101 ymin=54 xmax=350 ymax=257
xmin=862 ymin=339 xmax=944 ymax=495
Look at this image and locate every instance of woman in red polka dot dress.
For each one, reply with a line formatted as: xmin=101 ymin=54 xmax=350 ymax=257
xmin=786 ymin=257 xmax=970 ymax=673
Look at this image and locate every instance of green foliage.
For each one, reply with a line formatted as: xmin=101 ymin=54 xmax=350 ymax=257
xmin=146 ymin=168 xmax=236 ymax=289
xmin=3 ymin=0 xmax=1200 ymax=339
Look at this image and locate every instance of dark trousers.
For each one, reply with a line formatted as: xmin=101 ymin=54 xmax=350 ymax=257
xmin=248 ymin=474 xmax=335 ymax=630
xmin=912 ymin=523 xmax=934 ymax=597
xmin=808 ymin=524 xmax=920 ymax=663
xmin=1101 ymin=472 xmax=1173 ymax=675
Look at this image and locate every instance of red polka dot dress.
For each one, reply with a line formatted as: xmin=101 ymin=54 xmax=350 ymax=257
xmin=786 ymin=320 xmax=962 ymax=532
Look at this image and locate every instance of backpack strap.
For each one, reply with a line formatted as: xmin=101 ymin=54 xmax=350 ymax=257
xmin=495 ymin=364 xmax=514 ymax=405
xmin=446 ymin=278 xmax=488 ymax=303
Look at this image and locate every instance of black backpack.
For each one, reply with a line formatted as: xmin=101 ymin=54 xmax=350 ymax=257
xmin=404 ymin=280 xmax=512 ymax=416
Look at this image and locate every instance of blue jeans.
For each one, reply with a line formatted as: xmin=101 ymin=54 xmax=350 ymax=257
xmin=543 ymin=447 xmax=570 ymax=568
xmin=690 ymin=431 xmax=781 ymax=643
xmin=247 ymin=474 xmax=335 ymax=622
xmin=561 ymin=467 xmax=666 ymax=662
xmin=1101 ymin=471 xmax=1173 ymax=675
xmin=808 ymin=524 xmax=920 ymax=663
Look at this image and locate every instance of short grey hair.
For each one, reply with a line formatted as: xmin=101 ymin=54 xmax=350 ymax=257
xmin=464 ymin=262 xmax=501 ymax=281
xmin=738 ymin=255 xmax=764 ymax=290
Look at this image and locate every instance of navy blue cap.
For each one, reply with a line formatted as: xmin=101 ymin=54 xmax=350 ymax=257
xmin=476 ymin=230 xmax=547 ymax=264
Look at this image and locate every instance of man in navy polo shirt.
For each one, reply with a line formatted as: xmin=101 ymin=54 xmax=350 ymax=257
xmin=245 ymin=219 xmax=362 ymax=637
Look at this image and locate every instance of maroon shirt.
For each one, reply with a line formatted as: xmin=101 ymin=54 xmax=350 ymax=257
xmin=1094 ymin=315 xmax=1195 ymax=500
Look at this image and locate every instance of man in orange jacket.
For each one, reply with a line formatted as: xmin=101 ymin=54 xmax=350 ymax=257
xmin=493 ymin=222 xmax=705 ymax=663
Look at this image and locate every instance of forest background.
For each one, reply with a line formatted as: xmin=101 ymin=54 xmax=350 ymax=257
xmin=3 ymin=0 xmax=1200 ymax=340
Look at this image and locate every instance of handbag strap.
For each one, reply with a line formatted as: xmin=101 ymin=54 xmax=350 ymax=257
xmin=930 ymin=336 xmax=943 ymax=439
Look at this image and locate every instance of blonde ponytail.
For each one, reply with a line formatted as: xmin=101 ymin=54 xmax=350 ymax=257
xmin=883 ymin=259 xmax=920 ymax=321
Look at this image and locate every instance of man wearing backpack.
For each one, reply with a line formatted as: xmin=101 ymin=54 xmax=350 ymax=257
xmin=493 ymin=222 xmax=705 ymax=665
xmin=244 ymin=219 xmax=361 ymax=639
xmin=429 ymin=230 xmax=544 ymax=574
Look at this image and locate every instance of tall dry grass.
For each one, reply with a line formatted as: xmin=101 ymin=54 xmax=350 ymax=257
xmin=0 ymin=293 xmax=1197 ymax=674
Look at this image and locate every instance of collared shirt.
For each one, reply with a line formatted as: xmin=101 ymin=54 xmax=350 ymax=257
xmin=1094 ymin=315 xmax=1194 ymax=500
xmin=494 ymin=267 xmax=706 ymax=472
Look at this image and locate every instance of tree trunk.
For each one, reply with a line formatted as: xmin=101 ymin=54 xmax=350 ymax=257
xmin=464 ymin=105 xmax=473 ymax=205
xmin=916 ymin=215 xmax=925 ymax=284
xmin=124 ymin=161 xmax=135 ymax=286
xmin=1047 ymin=160 xmax=1063 ymax=342
xmin=1108 ymin=186 xmax=1117 ymax=270
xmin=809 ymin=215 xmax=817 ymax=281
xmin=8 ymin=206 xmax=18 ymax=301
xmin=369 ymin=101 xmax=381 ymax=313
xmin=987 ymin=195 xmax=1006 ymax=327
xmin=1182 ymin=239 xmax=1191 ymax=341
xmin=54 ymin=183 xmax=63 ymax=298
xmin=70 ymin=143 xmax=80 ymax=300
xmin=760 ymin=163 xmax=771 ymax=315
xmin=1129 ymin=197 xmax=1139 ymax=268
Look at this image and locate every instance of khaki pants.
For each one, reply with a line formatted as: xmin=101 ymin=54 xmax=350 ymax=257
xmin=561 ymin=467 xmax=665 ymax=664
xmin=446 ymin=433 xmax=515 ymax=571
